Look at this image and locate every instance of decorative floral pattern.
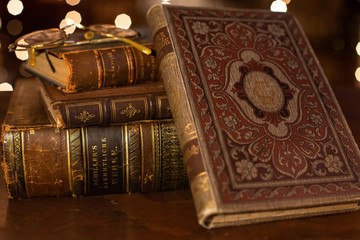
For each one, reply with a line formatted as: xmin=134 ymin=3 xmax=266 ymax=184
xmin=169 ymin=7 xmax=360 ymax=203
xmin=223 ymin=115 xmax=237 ymax=129
xmin=121 ymin=103 xmax=141 ymax=118
xmin=325 ymin=155 xmax=343 ymax=173
xmin=204 ymin=57 xmax=218 ymax=69
xmin=236 ymin=159 xmax=258 ymax=181
xmin=267 ymin=24 xmax=285 ymax=37
xmin=191 ymin=21 xmax=209 ymax=35
xmin=75 ymin=110 xmax=95 ymax=123
xmin=188 ymin=19 xmax=331 ymax=180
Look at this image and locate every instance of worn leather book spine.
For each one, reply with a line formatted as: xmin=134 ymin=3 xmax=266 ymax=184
xmin=41 ymin=83 xmax=172 ymax=128
xmin=57 ymin=44 xmax=158 ymax=93
xmin=147 ymin=5 xmax=214 ymax=226
xmin=2 ymin=120 xmax=187 ymax=198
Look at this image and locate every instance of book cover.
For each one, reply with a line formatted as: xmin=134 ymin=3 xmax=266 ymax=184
xmin=23 ymin=42 xmax=158 ymax=93
xmin=1 ymin=78 xmax=186 ymax=198
xmin=147 ymin=4 xmax=360 ymax=228
xmin=40 ymin=80 xmax=171 ymax=128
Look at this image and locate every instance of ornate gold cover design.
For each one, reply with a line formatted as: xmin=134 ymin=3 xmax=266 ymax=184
xmin=74 ymin=110 xmax=96 ymax=123
xmin=120 ymin=103 xmax=141 ymax=119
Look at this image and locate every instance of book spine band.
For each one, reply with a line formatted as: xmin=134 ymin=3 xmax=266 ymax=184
xmin=63 ymin=44 xmax=158 ymax=93
xmin=2 ymin=121 xmax=187 ymax=198
xmin=51 ymin=94 xmax=172 ymax=128
xmin=147 ymin=4 xmax=218 ymax=227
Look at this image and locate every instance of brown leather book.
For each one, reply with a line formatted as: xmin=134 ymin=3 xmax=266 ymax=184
xmin=22 ymin=42 xmax=158 ymax=93
xmin=147 ymin=5 xmax=360 ymax=228
xmin=2 ymin=78 xmax=187 ymax=198
xmin=40 ymin=80 xmax=171 ymax=128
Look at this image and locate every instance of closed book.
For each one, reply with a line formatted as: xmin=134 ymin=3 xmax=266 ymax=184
xmin=147 ymin=4 xmax=360 ymax=228
xmin=23 ymin=42 xmax=158 ymax=93
xmin=2 ymin=78 xmax=187 ymax=198
xmin=40 ymin=80 xmax=171 ymax=128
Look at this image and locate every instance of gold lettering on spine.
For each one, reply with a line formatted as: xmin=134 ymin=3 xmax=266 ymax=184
xmin=101 ymin=138 xmax=108 ymax=189
xmin=20 ymin=131 xmax=29 ymax=198
xmin=91 ymin=145 xmax=99 ymax=187
xmin=110 ymin=146 xmax=119 ymax=186
xmin=157 ymin=31 xmax=171 ymax=47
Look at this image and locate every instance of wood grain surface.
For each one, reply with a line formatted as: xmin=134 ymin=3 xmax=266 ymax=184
xmin=1 ymin=87 xmax=360 ymax=239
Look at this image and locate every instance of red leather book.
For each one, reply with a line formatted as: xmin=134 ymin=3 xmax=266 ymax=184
xmin=40 ymin=80 xmax=171 ymax=128
xmin=2 ymin=78 xmax=186 ymax=198
xmin=147 ymin=4 xmax=360 ymax=228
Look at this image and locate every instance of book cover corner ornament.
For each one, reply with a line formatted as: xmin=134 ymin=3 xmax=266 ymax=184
xmin=147 ymin=4 xmax=360 ymax=228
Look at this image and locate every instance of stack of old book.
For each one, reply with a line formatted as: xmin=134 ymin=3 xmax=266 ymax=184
xmin=4 ymin=4 xmax=360 ymax=229
xmin=2 ymin=30 xmax=188 ymax=199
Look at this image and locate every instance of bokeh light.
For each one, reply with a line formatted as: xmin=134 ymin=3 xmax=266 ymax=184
xmin=65 ymin=10 xmax=82 ymax=25
xmin=162 ymin=0 xmax=171 ymax=4
xmin=7 ymin=0 xmax=24 ymax=16
xmin=59 ymin=18 xmax=76 ymax=35
xmin=0 ymin=17 xmax=2 ymax=30
xmin=0 ymin=83 xmax=13 ymax=92
xmin=356 ymin=42 xmax=360 ymax=56
xmin=14 ymin=39 xmax=29 ymax=61
xmin=356 ymin=67 xmax=360 ymax=82
xmin=66 ymin=0 xmax=81 ymax=6
xmin=270 ymin=0 xmax=287 ymax=12
xmin=115 ymin=14 xmax=132 ymax=29
xmin=7 ymin=19 xmax=23 ymax=36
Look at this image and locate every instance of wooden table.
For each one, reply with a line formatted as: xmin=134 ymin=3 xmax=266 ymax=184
xmin=1 ymin=87 xmax=360 ymax=240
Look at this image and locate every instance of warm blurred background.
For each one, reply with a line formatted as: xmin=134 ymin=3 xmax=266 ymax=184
xmin=0 ymin=0 xmax=359 ymax=89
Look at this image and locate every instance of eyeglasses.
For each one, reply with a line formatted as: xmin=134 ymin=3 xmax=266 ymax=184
xmin=8 ymin=23 xmax=153 ymax=67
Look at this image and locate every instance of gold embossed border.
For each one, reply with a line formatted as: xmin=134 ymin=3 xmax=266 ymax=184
xmin=65 ymin=102 xmax=102 ymax=125
xmin=112 ymin=97 xmax=148 ymax=122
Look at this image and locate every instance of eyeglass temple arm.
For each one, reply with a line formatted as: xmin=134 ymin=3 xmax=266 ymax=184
xmin=116 ymin=37 xmax=152 ymax=55
xmin=76 ymin=23 xmax=152 ymax=55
